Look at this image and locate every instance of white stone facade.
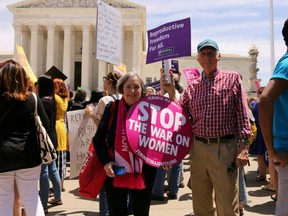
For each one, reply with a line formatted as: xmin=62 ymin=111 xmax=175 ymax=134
xmin=6 ymin=0 xmax=253 ymax=93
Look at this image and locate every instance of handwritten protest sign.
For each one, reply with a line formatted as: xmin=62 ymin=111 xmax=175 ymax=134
xmin=15 ymin=44 xmax=37 ymax=83
xmin=183 ymin=68 xmax=200 ymax=84
xmin=66 ymin=109 xmax=97 ymax=178
xmin=146 ymin=17 xmax=191 ymax=64
xmin=96 ymin=0 xmax=121 ymax=65
xmin=126 ymin=95 xmax=193 ymax=167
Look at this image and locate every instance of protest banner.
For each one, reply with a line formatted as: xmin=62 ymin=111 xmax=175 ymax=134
xmin=145 ymin=80 xmax=161 ymax=92
xmin=66 ymin=109 xmax=97 ymax=178
xmin=146 ymin=17 xmax=191 ymax=64
xmin=15 ymin=44 xmax=37 ymax=83
xmin=182 ymin=68 xmax=200 ymax=84
xmin=96 ymin=0 xmax=121 ymax=65
xmin=126 ymin=95 xmax=193 ymax=167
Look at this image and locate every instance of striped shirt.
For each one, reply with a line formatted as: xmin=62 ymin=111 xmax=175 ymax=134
xmin=180 ymin=68 xmax=252 ymax=139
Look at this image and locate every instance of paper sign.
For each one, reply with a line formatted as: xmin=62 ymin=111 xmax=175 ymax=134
xmin=66 ymin=109 xmax=97 ymax=178
xmin=126 ymin=96 xmax=193 ymax=167
xmin=15 ymin=44 xmax=37 ymax=83
xmin=96 ymin=0 xmax=121 ymax=65
xmin=183 ymin=68 xmax=200 ymax=84
xmin=146 ymin=17 xmax=191 ymax=64
xmin=162 ymin=59 xmax=172 ymax=83
xmin=113 ymin=63 xmax=127 ymax=75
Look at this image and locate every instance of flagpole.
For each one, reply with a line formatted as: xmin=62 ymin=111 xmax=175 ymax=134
xmin=270 ymin=0 xmax=275 ymax=75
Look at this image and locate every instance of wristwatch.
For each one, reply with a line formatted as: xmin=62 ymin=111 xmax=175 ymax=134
xmin=238 ymin=138 xmax=249 ymax=146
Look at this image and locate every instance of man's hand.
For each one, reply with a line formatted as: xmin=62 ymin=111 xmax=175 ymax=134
xmin=236 ymin=143 xmax=249 ymax=168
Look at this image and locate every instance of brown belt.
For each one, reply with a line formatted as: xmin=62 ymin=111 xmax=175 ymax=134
xmin=195 ymin=134 xmax=235 ymax=144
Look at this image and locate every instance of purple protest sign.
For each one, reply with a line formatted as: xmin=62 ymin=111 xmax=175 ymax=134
xmin=126 ymin=95 xmax=193 ymax=167
xmin=145 ymin=80 xmax=161 ymax=92
xmin=146 ymin=17 xmax=191 ymax=64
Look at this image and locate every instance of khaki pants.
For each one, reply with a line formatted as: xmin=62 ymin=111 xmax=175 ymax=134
xmin=190 ymin=138 xmax=239 ymax=216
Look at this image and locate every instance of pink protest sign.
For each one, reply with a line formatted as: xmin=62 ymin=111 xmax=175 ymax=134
xmin=126 ymin=95 xmax=193 ymax=167
xmin=183 ymin=68 xmax=200 ymax=84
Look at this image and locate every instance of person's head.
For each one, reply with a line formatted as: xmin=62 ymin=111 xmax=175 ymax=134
xmin=117 ymin=72 xmax=145 ymax=106
xmin=53 ymin=78 xmax=69 ymax=98
xmin=146 ymin=86 xmax=156 ymax=96
xmin=197 ymin=39 xmax=221 ymax=73
xmin=74 ymin=89 xmax=87 ymax=102
xmin=89 ymin=90 xmax=104 ymax=104
xmin=282 ymin=19 xmax=288 ymax=47
xmin=37 ymin=75 xmax=54 ymax=98
xmin=103 ymin=71 xmax=122 ymax=91
xmin=0 ymin=60 xmax=30 ymax=101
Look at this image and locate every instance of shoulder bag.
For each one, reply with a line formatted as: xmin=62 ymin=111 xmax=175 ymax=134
xmin=32 ymin=93 xmax=57 ymax=164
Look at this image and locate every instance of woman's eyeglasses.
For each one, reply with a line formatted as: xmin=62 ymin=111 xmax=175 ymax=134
xmin=103 ymin=77 xmax=108 ymax=81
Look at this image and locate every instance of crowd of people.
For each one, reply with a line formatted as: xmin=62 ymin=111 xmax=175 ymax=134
xmin=0 ymin=18 xmax=287 ymax=216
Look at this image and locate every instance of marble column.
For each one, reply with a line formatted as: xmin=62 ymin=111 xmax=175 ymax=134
xmin=13 ymin=23 xmax=22 ymax=57
xmin=46 ymin=24 xmax=56 ymax=70
xmin=132 ymin=26 xmax=142 ymax=75
xmin=38 ymin=28 xmax=45 ymax=76
xmin=63 ymin=24 xmax=72 ymax=85
xmin=122 ymin=28 xmax=125 ymax=63
xmin=81 ymin=24 xmax=91 ymax=91
xmin=29 ymin=24 xmax=39 ymax=73
xmin=22 ymin=27 xmax=30 ymax=58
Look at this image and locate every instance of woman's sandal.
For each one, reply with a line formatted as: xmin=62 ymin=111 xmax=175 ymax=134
xmin=48 ymin=198 xmax=63 ymax=205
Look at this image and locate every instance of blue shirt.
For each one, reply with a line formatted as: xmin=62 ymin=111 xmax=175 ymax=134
xmin=271 ymin=52 xmax=288 ymax=152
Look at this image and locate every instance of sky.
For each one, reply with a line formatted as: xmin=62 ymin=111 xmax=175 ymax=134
xmin=1 ymin=0 xmax=288 ymax=86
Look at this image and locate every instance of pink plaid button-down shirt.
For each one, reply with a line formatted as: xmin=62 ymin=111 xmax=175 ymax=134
xmin=180 ymin=68 xmax=252 ymax=139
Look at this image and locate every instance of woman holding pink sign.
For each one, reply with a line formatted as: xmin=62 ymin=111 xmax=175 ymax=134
xmin=93 ymin=73 xmax=157 ymax=216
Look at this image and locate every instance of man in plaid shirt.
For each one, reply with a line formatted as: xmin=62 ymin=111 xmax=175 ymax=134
xmin=162 ymin=39 xmax=252 ymax=216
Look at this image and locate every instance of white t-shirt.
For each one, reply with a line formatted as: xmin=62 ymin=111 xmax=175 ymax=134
xmin=95 ymin=94 xmax=122 ymax=121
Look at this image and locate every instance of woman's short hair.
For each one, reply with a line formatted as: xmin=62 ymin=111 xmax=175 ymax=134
xmin=74 ymin=89 xmax=87 ymax=102
xmin=117 ymin=72 xmax=146 ymax=97
xmin=0 ymin=60 xmax=30 ymax=101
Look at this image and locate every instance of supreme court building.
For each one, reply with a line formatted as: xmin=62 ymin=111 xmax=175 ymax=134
xmin=6 ymin=0 xmax=258 ymax=93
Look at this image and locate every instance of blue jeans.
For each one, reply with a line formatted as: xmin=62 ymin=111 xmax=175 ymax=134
xmin=99 ymin=187 xmax=109 ymax=216
xmin=153 ymin=161 xmax=182 ymax=196
xmin=239 ymin=167 xmax=248 ymax=205
xmin=39 ymin=161 xmax=62 ymax=209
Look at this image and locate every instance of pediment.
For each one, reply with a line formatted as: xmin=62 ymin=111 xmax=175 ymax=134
xmin=8 ymin=0 xmax=144 ymax=9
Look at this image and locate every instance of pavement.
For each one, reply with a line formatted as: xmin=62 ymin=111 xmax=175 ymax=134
xmin=45 ymin=155 xmax=276 ymax=216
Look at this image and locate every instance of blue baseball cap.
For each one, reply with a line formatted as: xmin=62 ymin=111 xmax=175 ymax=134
xmin=197 ymin=39 xmax=219 ymax=52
